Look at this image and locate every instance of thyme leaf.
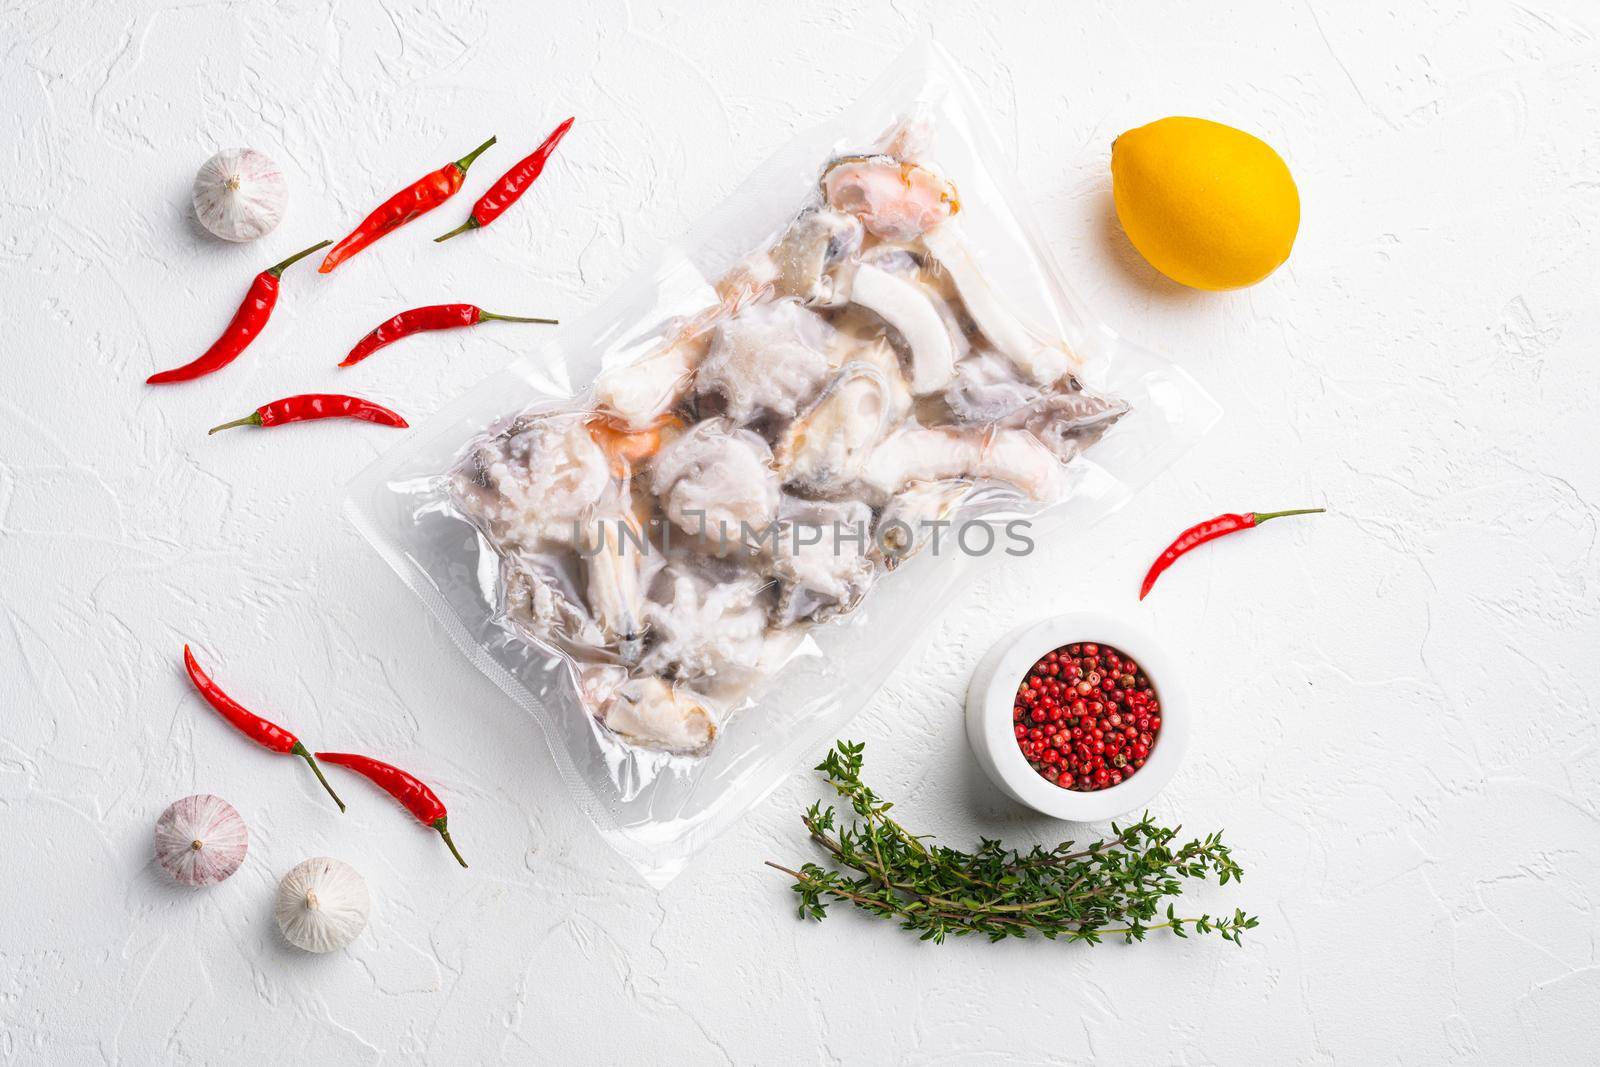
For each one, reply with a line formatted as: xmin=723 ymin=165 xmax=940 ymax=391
xmin=768 ymin=740 xmax=1259 ymax=946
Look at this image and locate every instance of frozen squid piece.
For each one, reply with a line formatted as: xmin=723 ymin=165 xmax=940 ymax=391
xmin=825 ymin=320 xmax=914 ymax=423
xmin=822 ymin=155 xmax=958 ymax=241
xmin=695 ymin=300 xmax=840 ymax=424
xmin=715 ymin=255 xmax=778 ymax=309
xmin=863 ymin=426 xmax=1063 ymax=501
xmin=978 ymin=428 xmax=1065 ymax=500
xmin=861 ymin=244 xmax=971 ymax=342
xmin=678 ymin=625 xmax=806 ymax=709
xmin=651 ymin=418 xmax=780 ymax=542
xmin=686 ymin=626 xmax=807 ymax=710
xmin=861 ymin=428 xmax=982 ymax=500
xmin=842 ymin=264 xmax=957 ymax=394
xmin=921 ymin=220 xmax=1076 ymax=385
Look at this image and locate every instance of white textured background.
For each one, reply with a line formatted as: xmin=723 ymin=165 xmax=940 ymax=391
xmin=5 ymin=1 xmax=1599 ymax=1063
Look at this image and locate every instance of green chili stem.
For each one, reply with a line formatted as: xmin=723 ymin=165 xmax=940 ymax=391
xmin=433 ymin=816 xmax=468 ymax=867
xmin=265 ymin=239 xmax=334 ymax=277
xmin=1251 ymin=507 xmax=1326 ymax=525
xmin=433 ymin=217 xmax=479 ymax=243
xmin=478 ymin=311 xmax=559 ymax=325
xmin=453 ymin=135 xmax=497 ymax=175
xmin=207 ymin=412 xmax=263 ymax=435
xmin=293 ymin=742 xmax=346 ymax=812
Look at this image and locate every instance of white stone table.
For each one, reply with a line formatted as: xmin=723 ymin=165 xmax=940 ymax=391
xmin=5 ymin=1 xmax=1597 ymax=1062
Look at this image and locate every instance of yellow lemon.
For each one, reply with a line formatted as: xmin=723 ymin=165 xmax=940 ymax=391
xmin=1111 ymin=117 xmax=1299 ymax=290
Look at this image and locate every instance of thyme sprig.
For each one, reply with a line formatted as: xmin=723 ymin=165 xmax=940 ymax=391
xmin=768 ymin=741 xmax=1258 ymax=946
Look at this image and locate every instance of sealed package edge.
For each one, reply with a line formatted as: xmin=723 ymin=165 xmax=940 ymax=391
xmin=346 ymin=43 xmax=1220 ymax=883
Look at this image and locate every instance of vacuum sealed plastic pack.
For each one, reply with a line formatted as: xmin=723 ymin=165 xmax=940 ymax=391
xmin=346 ymin=43 xmax=1219 ymax=883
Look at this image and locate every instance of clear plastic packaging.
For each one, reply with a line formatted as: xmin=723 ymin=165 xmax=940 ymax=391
xmin=346 ymin=43 xmax=1219 ymax=884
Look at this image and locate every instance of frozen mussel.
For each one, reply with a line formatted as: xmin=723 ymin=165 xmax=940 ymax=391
xmin=823 ymin=154 xmax=958 ymax=241
xmin=775 ymin=359 xmax=897 ymax=497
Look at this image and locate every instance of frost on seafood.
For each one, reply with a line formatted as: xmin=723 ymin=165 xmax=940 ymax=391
xmin=638 ymin=559 xmax=776 ymax=701
xmin=448 ymin=112 xmax=1128 ymax=759
xmin=650 ymin=418 xmax=780 ymax=542
xmin=945 ymin=349 xmax=1043 ymax=425
xmin=453 ymin=413 xmax=611 ymax=549
xmin=695 ymin=300 xmax=840 ymax=425
xmin=767 ymin=497 xmax=876 ymax=625
xmin=593 ymin=335 xmax=704 ymax=431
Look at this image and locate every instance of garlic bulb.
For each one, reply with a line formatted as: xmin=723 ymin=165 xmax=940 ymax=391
xmin=193 ymin=148 xmax=287 ymax=242
xmin=274 ymin=857 xmax=369 ymax=953
xmin=154 ymin=794 xmax=248 ymax=886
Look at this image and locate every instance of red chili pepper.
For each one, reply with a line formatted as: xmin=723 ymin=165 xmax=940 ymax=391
xmin=316 ymin=753 xmax=467 ymax=867
xmin=146 ymin=239 xmax=331 ymax=384
xmin=340 ymin=304 xmax=558 ymax=367
xmin=435 ymin=117 xmax=573 ymax=242
xmin=1139 ymin=507 xmax=1325 ymax=600
xmin=182 ymin=645 xmax=345 ymax=811
xmin=319 ymin=135 xmax=497 ymax=273
xmin=207 ymin=393 xmax=409 ymax=435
